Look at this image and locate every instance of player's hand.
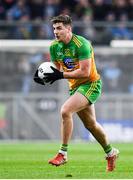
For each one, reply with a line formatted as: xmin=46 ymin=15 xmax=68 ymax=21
xmin=43 ymin=66 xmax=64 ymax=84
xmin=33 ymin=69 xmax=45 ymax=85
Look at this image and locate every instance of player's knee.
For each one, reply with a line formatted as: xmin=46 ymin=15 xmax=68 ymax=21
xmin=60 ymin=105 xmax=71 ymax=119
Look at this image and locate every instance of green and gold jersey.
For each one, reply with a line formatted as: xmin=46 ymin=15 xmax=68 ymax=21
xmin=50 ymin=34 xmax=100 ymax=90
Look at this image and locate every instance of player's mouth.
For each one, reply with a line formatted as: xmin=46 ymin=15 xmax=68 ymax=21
xmin=55 ymin=35 xmax=60 ymax=39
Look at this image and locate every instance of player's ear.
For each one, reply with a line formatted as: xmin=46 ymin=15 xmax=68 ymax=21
xmin=68 ymin=25 xmax=72 ymax=32
xmin=66 ymin=25 xmax=71 ymax=32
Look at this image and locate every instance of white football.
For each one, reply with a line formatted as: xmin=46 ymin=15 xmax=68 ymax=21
xmin=38 ymin=62 xmax=56 ymax=79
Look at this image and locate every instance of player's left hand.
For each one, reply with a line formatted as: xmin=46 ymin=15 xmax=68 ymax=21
xmin=43 ymin=66 xmax=64 ymax=84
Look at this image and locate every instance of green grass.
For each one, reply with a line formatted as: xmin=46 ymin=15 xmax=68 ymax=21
xmin=0 ymin=142 xmax=132 ymax=179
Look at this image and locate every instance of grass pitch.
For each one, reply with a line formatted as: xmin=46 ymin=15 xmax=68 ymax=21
xmin=0 ymin=142 xmax=132 ymax=179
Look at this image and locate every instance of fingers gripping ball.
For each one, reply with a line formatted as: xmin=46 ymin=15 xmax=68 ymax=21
xmin=38 ymin=62 xmax=56 ymax=79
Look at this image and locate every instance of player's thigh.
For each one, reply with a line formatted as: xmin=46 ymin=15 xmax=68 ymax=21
xmin=77 ymin=104 xmax=96 ymax=126
xmin=61 ymin=92 xmax=89 ymax=114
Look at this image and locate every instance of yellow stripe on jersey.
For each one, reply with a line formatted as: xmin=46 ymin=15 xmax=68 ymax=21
xmin=85 ymin=82 xmax=97 ymax=97
xmin=72 ymin=38 xmax=80 ymax=48
xmin=73 ymin=40 xmax=80 ymax=48
xmin=73 ymin=36 xmax=82 ymax=48
xmin=73 ymin=37 xmax=82 ymax=47
xmin=73 ymin=35 xmax=83 ymax=46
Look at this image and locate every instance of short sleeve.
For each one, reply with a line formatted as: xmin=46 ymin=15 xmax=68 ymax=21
xmin=78 ymin=41 xmax=92 ymax=60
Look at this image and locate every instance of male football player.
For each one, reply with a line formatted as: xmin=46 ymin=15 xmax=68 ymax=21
xmin=34 ymin=14 xmax=119 ymax=172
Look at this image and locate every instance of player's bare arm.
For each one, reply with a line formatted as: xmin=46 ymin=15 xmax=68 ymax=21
xmin=43 ymin=59 xmax=91 ymax=84
xmin=63 ymin=59 xmax=91 ymax=79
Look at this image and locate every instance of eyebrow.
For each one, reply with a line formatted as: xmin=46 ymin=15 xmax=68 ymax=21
xmin=53 ymin=25 xmax=62 ymax=29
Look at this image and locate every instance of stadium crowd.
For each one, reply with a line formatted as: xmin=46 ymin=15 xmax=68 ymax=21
xmin=0 ymin=0 xmax=133 ymax=21
xmin=0 ymin=0 xmax=133 ymax=41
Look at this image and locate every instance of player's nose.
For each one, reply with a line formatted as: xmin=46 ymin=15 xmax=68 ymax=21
xmin=54 ymin=29 xmax=58 ymax=34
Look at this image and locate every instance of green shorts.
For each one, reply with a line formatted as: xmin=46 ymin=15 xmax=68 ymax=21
xmin=69 ymin=79 xmax=102 ymax=104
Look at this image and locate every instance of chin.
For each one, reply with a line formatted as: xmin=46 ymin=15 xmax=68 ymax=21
xmin=57 ymin=38 xmax=62 ymax=42
xmin=56 ymin=37 xmax=60 ymax=41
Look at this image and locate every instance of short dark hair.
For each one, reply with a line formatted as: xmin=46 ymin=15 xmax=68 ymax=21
xmin=50 ymin=15 xmax=72 ymax=25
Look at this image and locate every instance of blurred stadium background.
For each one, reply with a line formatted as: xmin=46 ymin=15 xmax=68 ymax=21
xmin=0 ymin=0 xmax=133 ymax=142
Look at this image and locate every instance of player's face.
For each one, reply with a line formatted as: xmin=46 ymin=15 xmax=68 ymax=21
xmin=53 ymin=23 xmax=71 ymax=42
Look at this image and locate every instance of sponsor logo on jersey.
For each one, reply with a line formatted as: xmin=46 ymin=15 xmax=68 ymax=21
xmin=63 ymin=58 xmax=75 ymax=69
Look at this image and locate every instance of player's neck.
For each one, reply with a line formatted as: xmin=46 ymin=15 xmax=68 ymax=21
xmin=63 ymin=32 xmax=73 ymax=44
